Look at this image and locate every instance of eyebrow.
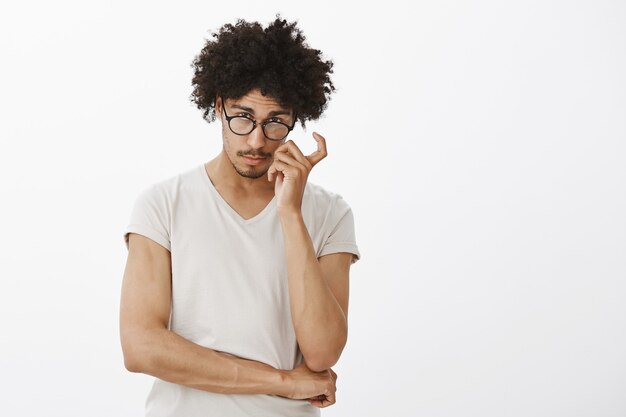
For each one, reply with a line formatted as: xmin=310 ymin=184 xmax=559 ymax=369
xmin=230 ymin=104 xmax=292 ymax=117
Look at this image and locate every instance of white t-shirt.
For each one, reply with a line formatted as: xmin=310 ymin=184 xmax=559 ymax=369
xmin=123 ymin=162 xmax=361 ymax=417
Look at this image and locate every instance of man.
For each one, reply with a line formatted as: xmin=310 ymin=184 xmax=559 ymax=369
xmin=120 ymin=15 xmax=360 ymax=417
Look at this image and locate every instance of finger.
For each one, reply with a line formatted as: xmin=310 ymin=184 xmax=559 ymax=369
xmin=272 ymin=140 xmax=292 ymax=157
xmin=272 ymin=160 xmax=299 ymax=178
xmin=316 ymin=390 xmax=334 ymax=408
xmin=325 ymin=390 xmax=336 ymax=407
xmin=273 ymin=149 xmax=307 ymax=172
xmin=274 ymin=140 xmax=312 ymax=169
xmin=307 ymin=395 xmax=330 ymax=408
xmin=308 ymin=132 xmax=328 ymax=167
xmin=307 ymin=395 xmax=325 ymax=402
xmin=307 ymin=398 xmax=323 ymax=408
xmin=267 ymin=162 xmax=277 ymax=182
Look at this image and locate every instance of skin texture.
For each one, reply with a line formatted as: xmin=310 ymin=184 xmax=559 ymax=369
xmin=121 ymin=88 xmax=353 ymax=409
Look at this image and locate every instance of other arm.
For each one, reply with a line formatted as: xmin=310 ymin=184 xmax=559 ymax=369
xmin=120 ymin=233 xmax=287 ymax=395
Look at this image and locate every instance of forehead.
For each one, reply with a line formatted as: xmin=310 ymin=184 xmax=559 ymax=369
xmin=226 ymin=89 xmax=292 ymax=116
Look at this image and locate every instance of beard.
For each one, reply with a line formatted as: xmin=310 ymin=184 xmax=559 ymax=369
xmin=231 ymin=162 xmax=268 ymax=179
xmin=230 ymin=150 xmax=273 ymax=179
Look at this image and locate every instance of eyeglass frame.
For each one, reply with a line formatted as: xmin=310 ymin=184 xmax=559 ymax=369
xmin=220 ymin=98 xmax=298 ymax=141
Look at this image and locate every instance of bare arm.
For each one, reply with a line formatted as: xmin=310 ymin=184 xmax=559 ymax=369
xmin=268 ymin=134 xmax=353 ymax=373
xmin=120 ymin=233 xmax=287 ymax=395
xmin=279 ymin=211 xmax=352 ymax=372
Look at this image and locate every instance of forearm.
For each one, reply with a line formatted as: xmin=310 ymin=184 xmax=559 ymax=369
xmin=279 ymin=211 xmax=347 ymax=370
xmin=125 ymin=327 xmax=288 ymax=396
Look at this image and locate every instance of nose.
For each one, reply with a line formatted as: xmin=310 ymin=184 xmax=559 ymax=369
xmin=246 ymin=123 xmax=267 ymax=150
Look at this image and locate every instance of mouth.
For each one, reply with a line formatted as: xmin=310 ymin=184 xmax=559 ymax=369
xmin=242 ymin=156 xmax=267 ymax=166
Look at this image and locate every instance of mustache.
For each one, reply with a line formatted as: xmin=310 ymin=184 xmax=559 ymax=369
xmin=238 ymin=151 xmax=271 ymax=158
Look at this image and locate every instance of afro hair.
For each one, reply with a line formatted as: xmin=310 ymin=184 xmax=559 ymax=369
xmin=190 ymin=14 xmax=335 ymax=128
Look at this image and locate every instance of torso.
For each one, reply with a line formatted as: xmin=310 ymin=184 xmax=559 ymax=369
xmin=214 ymin=188 xmax=274 ymax=220
xmin=124 ymin=162 xmax=358 ymax=417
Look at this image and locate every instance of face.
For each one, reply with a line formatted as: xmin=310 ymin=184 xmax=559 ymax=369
xmin=217 ymin=89 xmax=295 ymax=179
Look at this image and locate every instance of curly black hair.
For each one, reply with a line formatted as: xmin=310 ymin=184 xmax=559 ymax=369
xmin=190 ymin=14 xmax=335 ymax=128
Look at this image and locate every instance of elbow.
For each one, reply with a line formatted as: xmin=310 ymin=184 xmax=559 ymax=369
xmin=305 ymin=355 xmax=339 ymax=372
xmin=120 ymin=326 xmax=166 ymax=374
xmin=121 ymin=333 xmax=151 ymax=373
xmin=301 ymin=325 xmax=348 ymax=371
xmin=123 ymin=350 xmax=145 ymax=373
xmin=124 ymin=357 xmax=141 ymax=373
xmin=304 ymin=344 xmax=345 ymax=372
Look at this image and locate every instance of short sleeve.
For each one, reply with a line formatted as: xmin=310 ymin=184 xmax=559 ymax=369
xmin=123 ymin=185 xmax=171 ymax=252
xmin=318 ymin=195 xmax=361 ymax=265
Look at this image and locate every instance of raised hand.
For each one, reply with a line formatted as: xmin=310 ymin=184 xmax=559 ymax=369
xmin=267 ymin=132 xmax=328 ymax=214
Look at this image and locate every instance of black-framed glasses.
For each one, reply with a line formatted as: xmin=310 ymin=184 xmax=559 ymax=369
xmin=221 ymin=99 xmax=297 ymax=141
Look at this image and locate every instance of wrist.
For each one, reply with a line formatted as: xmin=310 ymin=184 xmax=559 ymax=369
xmin=278 ymin=208 xmax=303 ymax=222
xmin=274 ymin=369 xmax=294 ymax=398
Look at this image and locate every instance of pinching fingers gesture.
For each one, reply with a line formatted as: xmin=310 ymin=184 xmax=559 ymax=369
xmin=268 ymin=132 xmax=328 ymax=214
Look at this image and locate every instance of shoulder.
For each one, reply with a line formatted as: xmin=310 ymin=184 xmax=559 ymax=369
xmin=304 ymin=181 xmax=360 ymax=262
xmin=304 ymin=181 xmax=339 ymax=206
xmin=303 ymin=181 xmax=354 ymax=216
xmin=136 ymin=165 xmax=200 ymax=202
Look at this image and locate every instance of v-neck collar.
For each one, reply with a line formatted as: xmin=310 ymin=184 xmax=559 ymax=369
xmin=199 ymin=163 xmax=276 ymax=225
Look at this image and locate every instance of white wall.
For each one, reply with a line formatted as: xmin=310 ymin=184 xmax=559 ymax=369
xmin=1 ymin=1 xmax=624 ymax=416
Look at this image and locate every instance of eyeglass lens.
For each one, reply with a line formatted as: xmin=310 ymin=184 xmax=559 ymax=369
xmin=229 ymin=117 xmax=289 ymax=140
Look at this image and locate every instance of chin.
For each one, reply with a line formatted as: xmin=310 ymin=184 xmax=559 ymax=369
xmin=235 ymin=165 xmax=268 ymax=179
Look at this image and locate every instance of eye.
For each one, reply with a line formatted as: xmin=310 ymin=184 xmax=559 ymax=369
xmin=268 ymin=117 xmax=283 ymax=123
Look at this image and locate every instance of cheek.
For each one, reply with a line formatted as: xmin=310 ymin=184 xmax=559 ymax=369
xmin=222 ymin=131 xmax=235 ymax=152
xmin=269 ymin=142 xmax=285 ymax=156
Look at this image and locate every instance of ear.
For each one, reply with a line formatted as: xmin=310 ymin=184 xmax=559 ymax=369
xmin=215 ymin=95 xmax=222 ymax=118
